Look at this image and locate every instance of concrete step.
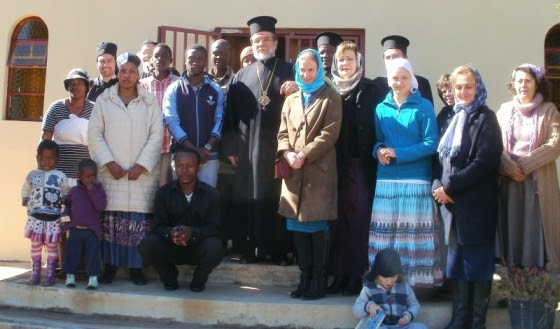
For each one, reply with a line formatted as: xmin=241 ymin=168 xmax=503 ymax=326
xmin=127 ymin=257 xmax=300 ymax=287
xmin=0 ymin=261 xmax=529 ymax=329
xmin=0 ymin=273 xmax=513 ymax=329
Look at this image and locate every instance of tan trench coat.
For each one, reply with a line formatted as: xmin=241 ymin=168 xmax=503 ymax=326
xmin=277 ymin=84 xmax=342 ymax=222
xmin=497 ymin=101 xmax=560 ymax=271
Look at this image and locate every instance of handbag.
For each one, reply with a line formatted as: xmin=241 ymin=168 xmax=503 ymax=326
xmin=274 ymin=157 xmax=291 ymax=179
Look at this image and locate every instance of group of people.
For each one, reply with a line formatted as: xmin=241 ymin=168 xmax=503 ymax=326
xmin=20 ymin=14 xmax=560 ymax=329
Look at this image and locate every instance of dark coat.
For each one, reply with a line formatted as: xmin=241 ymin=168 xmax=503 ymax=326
xmin=277 ymin=84 xmax=342 ymax=222
xmin=87 ymin=76 xmax=118 ymax=102
xmin=152 ymin=180 xmax=221 ymax=243
xmin=433 ymin=105 xmax=503 ymax=245
xmin=336 ymin=78 xmax=384 ymax=191
xmin=223 ymin=57 xmax=293 ymax=201
xmin=372 ymin=75 xmax=433 ymax=105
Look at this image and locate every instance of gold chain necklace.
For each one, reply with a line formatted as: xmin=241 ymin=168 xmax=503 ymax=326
xmin=256 ymin=58 xmax=278 ymax=111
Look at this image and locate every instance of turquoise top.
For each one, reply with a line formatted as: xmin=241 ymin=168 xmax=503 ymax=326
xmin=373 ymin=90 xmax=437 ymax=181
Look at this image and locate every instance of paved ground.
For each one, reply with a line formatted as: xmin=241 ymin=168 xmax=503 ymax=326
xmin=0 ymin=306 xmax=298 ymax=329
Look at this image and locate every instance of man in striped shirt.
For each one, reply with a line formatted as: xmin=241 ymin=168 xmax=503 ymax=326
xmin=140 ymin=43 xmax=180 ymax=186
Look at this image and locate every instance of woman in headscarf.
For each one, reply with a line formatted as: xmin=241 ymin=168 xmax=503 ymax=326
xmin=277 ymin=48 xmax=342 ymax=300
xmin=88 ymin=53 xmax=163 ymax=285
xmin=433 ymin=65 xmax=502 ymax=329
xmin=369 ymin=58 xmax=441 ymax=288
xmin=496 ymin=64 xmax=560 ymax=271
xmin=327 ymin=41 xmax=384 ymax=296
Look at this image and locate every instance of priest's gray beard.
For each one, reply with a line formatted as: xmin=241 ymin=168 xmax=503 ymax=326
xmin=254 ymin=46 xmax=276 ymax=61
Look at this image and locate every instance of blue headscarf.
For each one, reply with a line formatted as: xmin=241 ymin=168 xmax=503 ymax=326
xmin=294 ymin=49 xmax=325 ymax=94
xmin=453 ymin=66 xmax=487 ymax=114
xmin=438 ymin=66 xmax=487 ymax=159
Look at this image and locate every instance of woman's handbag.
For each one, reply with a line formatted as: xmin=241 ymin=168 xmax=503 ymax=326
xmin=274 ymin=157 xmax=291 ymax=179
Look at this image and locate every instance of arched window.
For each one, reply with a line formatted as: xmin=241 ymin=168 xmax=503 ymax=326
xmin=6 ymin=17 xmax=48 ymax=121
xmin=545 ymin=24 xmax=560 ymax=108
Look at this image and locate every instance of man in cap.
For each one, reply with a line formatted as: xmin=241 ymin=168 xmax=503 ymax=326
xmin=315 ymin=32 xmax=342 ymax=79
xmin=372 ymin=35 xmax=433 ymax=105
xmin=223 ymin=16 xmax=295 ymax=265
xmin=87 ymin=41 xmax=118 ymax=102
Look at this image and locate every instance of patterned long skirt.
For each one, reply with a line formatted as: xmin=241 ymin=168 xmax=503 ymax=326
xmin=368 ymin=180 xmax=442 ymax=288
xmin=100 ymin=211 xmax=152 ymax=268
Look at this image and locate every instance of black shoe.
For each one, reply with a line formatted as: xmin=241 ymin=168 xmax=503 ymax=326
xmin=98 ymin=265 xmax=117 ymax=284
xmin=130 ymin=268 xmax=147 ymax=285
xmin=342 ymin=277 xmax=362 ymax=296
xmin=190 ymin=283 xmax=206 ymax=292
xmin=239 ymin=254 xmax=260 ymax=264
xmin=326 ymin=276 xmax=348 ymax=294
xmin=274 ymin=255 xmax=292 ymax=266
xmin=164 ymin=282 xmax=178 ymax=291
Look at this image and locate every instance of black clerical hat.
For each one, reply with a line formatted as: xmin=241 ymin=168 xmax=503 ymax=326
xmin=315 ymin=32 xmax=343 ymax=48
xmin=381 ymin=35 xmax=410 ymax=53
xmin=247 ymin=16 xmax=277 ymax=36
xmin=96 ymin=42 xmax=118 ymax=59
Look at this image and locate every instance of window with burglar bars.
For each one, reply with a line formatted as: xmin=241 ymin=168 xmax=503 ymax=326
xmin=6 ymin=17 xmax=48 ymax=121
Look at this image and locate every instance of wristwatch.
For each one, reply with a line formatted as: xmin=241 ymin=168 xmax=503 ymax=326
xmin=204 ymin=143 xmax=212 ymax=152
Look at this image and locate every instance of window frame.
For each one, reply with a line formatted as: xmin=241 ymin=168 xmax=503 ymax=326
xmin=6 ymin=17 xmax=48 ymax=121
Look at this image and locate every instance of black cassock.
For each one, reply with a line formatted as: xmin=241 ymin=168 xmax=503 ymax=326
xmin=87 ymin=76 xmax=118 ymax=102
xmin=372 ymin=74 xmax=434 ymax=106
xmin=223 ymin=57 xmax=293 ymax=258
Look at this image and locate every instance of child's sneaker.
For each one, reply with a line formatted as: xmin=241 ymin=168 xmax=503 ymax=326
xmin=87 ymin=276 xmax=98 ymax=290
xmin=65 ymin=274 xmax=76 ymax=288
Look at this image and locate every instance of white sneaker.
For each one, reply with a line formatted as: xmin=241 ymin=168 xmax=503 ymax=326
xmin=87 ymin=276 xmax=98 ymax=290
xmin=65 ymin=274 xmax=76 ymax=288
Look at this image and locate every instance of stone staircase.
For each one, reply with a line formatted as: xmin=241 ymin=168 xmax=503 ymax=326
xmin=0 ymin=260 xmax=548 ymax=329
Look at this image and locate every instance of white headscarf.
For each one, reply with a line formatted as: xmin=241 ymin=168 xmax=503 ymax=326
xmin=385 ymin=58 xmax=418 ymax=92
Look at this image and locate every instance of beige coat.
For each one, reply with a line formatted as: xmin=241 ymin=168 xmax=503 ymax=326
xmin=497 ymin=101 xmax=560 ymax=271
xmin=88 ymin=84 xmax=163 ymax=214
xmin=277 ymin=85 xmax=342 ymax=222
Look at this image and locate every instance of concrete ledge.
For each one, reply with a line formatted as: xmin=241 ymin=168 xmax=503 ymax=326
xmin=0 ymin=274 xmax=514 ymax=329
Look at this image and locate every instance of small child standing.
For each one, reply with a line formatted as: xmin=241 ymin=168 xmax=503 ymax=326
xmin=61 ymin=159 xmax=107 ymax=289
xmin=352 ymin=248 xmax=427 ymax=329
xmin=22 ymin=140 xmax=69 ymax=286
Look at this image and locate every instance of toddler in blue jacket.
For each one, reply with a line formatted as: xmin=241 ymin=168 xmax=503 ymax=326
xmin=353 ymin=248 xmax=427 ymax=329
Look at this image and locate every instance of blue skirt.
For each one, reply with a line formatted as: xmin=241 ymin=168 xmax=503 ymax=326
xmin=369 ymin=180 xmax=442 ymax=288
xmin=447 ymin=219 xmax=495 ymax=280
xmin=100 ymin=211 xmax=151 ymax=268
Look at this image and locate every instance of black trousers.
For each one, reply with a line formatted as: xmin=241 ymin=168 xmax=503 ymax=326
xmin=138 ymin=234 xmax=224 ymax=285
xmin=233 ymin=198 xmax=291 ymax=257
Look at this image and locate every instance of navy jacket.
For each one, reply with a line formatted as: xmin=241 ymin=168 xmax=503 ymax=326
xmin=434 ymin=105 xmax=503 ymax=245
